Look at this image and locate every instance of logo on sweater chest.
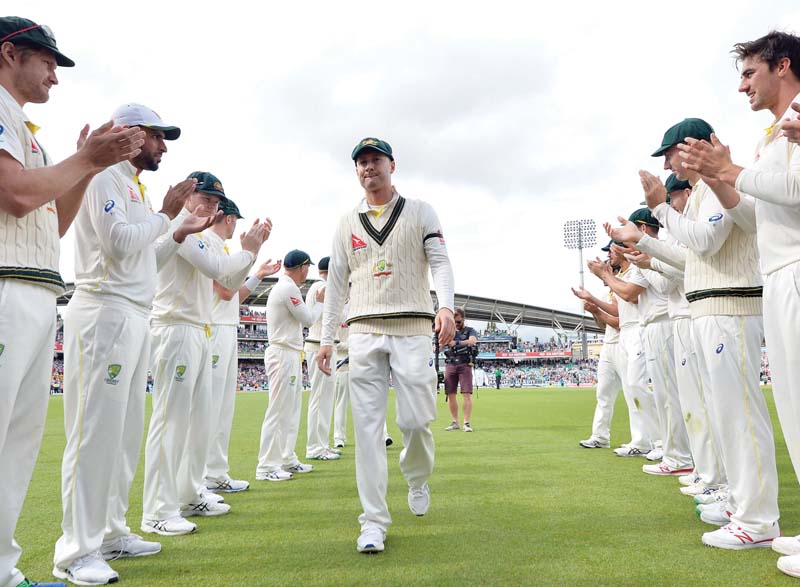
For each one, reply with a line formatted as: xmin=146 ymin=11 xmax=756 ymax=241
xmin=128 ymin=186 xmax=141 ymax=203
xmin=352 ymin=234 xmax=367 ymax=251
xmin=372 ymin=259 xmax=393 ymax=278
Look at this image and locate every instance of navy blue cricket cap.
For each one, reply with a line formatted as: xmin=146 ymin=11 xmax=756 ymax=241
xmin=218 ymin=198 xmax=243 ymax=219
xmin=601 ymin=239 xmax=625 ymax=252
xmin=284 ymin=249 xmax=313 ymax=269
xmin=318 ymin=256 xmax=330 ymax=271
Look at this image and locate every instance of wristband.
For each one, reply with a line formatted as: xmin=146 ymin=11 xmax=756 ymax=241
xmin=245 ymin=276 xmax=261 ymax=291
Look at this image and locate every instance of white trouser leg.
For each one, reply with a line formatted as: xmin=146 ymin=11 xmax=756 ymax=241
xmin=644 ymin=319 xmax=692 ymax=468
xmin=618 ymin=326 xmax=658 ymax=450
xmin=389 ymin=335 xmax=437 ymax=490
xmin=673 ymin=317 xmax=726 ymax=487
xmin=142 ymin=325 xmax=209 ymax=521
xmin=306 ymin=348 xmax=337 ymax=457
xmin=206 ymin=325 xmax=238 ymax=481
xmin=0 ymin=281 xmax=56 ymax=587
xmin=257 ymin=347 xmax=301 ymax=472
xmin=692 ymin=314 xmax=779 ymax=534
xmin=763 ymin=263 xmax=800 ymax=492
xmin=590 ymin=344 xmax=621 ymax=444
xmin=349 ymin=333 xmax=391 ymax=532
xmin=333 ymin=369 xmax=350 ymax=446
xmin=54 ymin=296 xmax=149 ymax=569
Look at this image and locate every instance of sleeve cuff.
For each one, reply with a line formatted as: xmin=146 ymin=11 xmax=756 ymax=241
xmin=734 ymin=168 xmax=757 ymax=196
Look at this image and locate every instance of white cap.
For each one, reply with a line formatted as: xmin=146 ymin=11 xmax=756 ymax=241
xmin=111 ymin=103 xmax=181 ymax=140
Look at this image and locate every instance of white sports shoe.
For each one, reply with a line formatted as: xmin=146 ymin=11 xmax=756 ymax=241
xmin=693 ymin=487 xmax=727 ymax=505
xmin=778 ymin=553 xmax=800 ymax=577
xmin=199 ymin=488 xmax=224 ymax=504
xmin=678 ymin=473 xmax=701 ymax=487
xmin=307 ymin=450 xmax=341 ymax=461
xmin=255 ymin=469 xmax=293 ymax=482
xmin=283 ymin=462 xmax=314 ymax=474
xmin=463 ymin=422 xmax=473 ymax=433
xmin=53 ymin=552 xmax=119 ymax=586
xmin=643 ymin=463 xmax=694 ymax=476
xmin=206 ymin=477 xmax=250 ymax=493
xmin=614 ymin=446 xmax=648 ymax=457
xmin=408 ymin=483 xmax=430 ymax=516
xmin=100 ymin=534 xmax=161 ymax=560
xmin=680 ymin=483 xmax=712 ymax=496
xmin=697 ymin=501 xmax=732 ymax=526
xmin=645 ymin=448 xmax=663 ymax=461
xmin=702 ymin=522 xmax=779 ymax=550
xmin=773 ymin=535 xmax=800 ymax=556
xmin=140 ymin=516 xmax=197 ymax=536
xmin=357 ymin=527 xmax=386 ymax=553
xmin=445 ymin=422 xmax=460 ymax=431
xmin=579 ymin=438 xmax=610 ymax=449
xmin=181 ymin=501 xmax=231 ymax=517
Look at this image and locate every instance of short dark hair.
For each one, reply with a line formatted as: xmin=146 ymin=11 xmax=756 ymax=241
xmin=454 ymin=307 xmax=465 ymax=319
xmin=732 ymin=31 xmax=800 ymax=80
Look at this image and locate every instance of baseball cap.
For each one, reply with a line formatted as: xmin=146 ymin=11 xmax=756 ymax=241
xmin=111 ymin=103 xmax=181 ymax=140
xmin=601 ymin=239 xmax=625 ymax=252
xmin=651 ymin=118 xmax=714 ymax=157
xmin=284 ymin=249 xmax=313 ymax=269
xmin=218 ymin=198 xmax=243 ymax=219
xmin=0 ymin=17 xmax=74 ymax=67
xmin=665 ymin=173 xmax=692 ymax=194
xmin=351 ymin=137 xmax=394 ymax=162
xmin=629 ymin=208 xmax=660 ymax=228
xmin=318 ymin=256 xmax=330 ymax=271
xmin=187 ymin=171 xmax=227 ymax=201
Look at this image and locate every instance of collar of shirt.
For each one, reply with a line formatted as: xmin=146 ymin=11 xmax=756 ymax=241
xmin=358 ymin=187 xmax=400 ymax=216
xmin=766 ymin=91 xmax=800 ymax=137
xmin=0 ymin=83 xmax=30 ymax=124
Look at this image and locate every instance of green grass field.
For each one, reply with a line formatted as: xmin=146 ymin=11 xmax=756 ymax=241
xmin=14 ymin=386 xmax=800 ymax=586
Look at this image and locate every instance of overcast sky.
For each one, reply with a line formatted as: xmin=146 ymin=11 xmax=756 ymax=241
xmin=7 ymin=0 xmax=800 ymax=322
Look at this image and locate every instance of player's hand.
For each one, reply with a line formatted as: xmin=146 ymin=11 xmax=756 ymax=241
xmin=627 ymin=250 xmax=652 ymax=269
xmin=571 ymin=286 xmax=591 ymax=301
xmin=159 ymin=178 xmax=198 ymax=219
xmin=174 ymin=210 xmax=221 ymax=243
xmin=255 ymin=259 xmax=281 ymax=279
xmin=587 ymin=257 xmax=605 ymax=278
xmin=584 ymin=300 xmax=598 ymax=313
xmin=317 ymin=345 xmax=333 ymax=376
xmin=677 ymin=134 xmax=741 ymax=185
xmin=76 ymin=124 xmax=90 ymax=151
xmin=78 ymin=122 xmax=146 ymax=170
xmin=315 ymin=285 xmax=325 ymax=303
xmin=639 ymin=170 xmax=667 ymax=209
xmin=605 ymin=217 xmax=642 ymax=244
xmin=779 ymin=103 xmax=800 ymax=144
xmin=435 ymin=307 xmax=456 ymax=346
xmin=240 ymin=219 xmax=269 ymax=255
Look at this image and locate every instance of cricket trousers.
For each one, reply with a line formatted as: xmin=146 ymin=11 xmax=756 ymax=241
xmin=619 ymin=325 xmax=659 ymax=451
xmin=589 ymin=342 xmax=623 ymax=445
xmin=0 ymin=281 xmax=56 ymax=587
xmin=349 ymin=333 xmax=437 ymax=532
xmin=305 ymin=348 xmax=337 ymax=458
xmin=206 ymin=324 xmax=238 ymax=482
xmin=763 ymin=262 xmax=800 ymax=490
xmin=142 ymin=324 xmax=212 ymax=521
xmin=692 ymin=314 xmax=779 ymax=534
xmin=643 ymin=318 xmax=692 ymax=469
xmin=54 ymin=292 xmax=150 ymax=570
xmin=673 ymin=317 xmax=726 ymax=487
xmin=257 ymin=345 xmax=303 ymax=472
xmin=333 ymin=367 xmax=350 ymax=447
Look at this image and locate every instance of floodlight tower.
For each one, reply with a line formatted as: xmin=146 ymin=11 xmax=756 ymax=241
xmin=563 ymin=219 xmax=597 ymax=361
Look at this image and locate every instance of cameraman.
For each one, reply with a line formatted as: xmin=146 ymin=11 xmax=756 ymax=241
xmin=443 ymin=308 xmax=479 ymax=432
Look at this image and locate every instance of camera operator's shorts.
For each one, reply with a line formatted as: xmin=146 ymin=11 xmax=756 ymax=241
xmin=444 ymin=363 xmax=473 ymax=394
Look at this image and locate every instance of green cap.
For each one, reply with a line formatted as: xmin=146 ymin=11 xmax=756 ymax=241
xmin=218 ymin=198 xmax=243 ymax=219
xmin=351 ymin=137 xmax=394 ymax=162
xmin=601 ymin=239 xmax=625 ymax=252
xmin=665 ymin=173 xmax=692 ymax=194
xmin=284 ymin=249 xmax=313 ymax=269
xmin=0 ymin=17 xmax=74 ymax=67
xmin=187 ymin=171 xmax=228 ymax=201
xmin=652 ymin=118 xmax=714 ymax=157
xmin=629 ymin=208 xmax=660 ymax=228
xmin=318 ymin=256 xmax=330 ymax=271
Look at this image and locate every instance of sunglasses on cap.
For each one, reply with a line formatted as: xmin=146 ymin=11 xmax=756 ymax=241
xmin=0 ymin=23 xmax=57 ymax=44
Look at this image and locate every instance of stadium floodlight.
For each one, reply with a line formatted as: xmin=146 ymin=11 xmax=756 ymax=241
xmin=563 ymin=219 xmax=597 ymax=360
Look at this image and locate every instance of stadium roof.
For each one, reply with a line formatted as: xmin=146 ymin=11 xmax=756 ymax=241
xmin=57 ymin=280 xmax=601 ymax=334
